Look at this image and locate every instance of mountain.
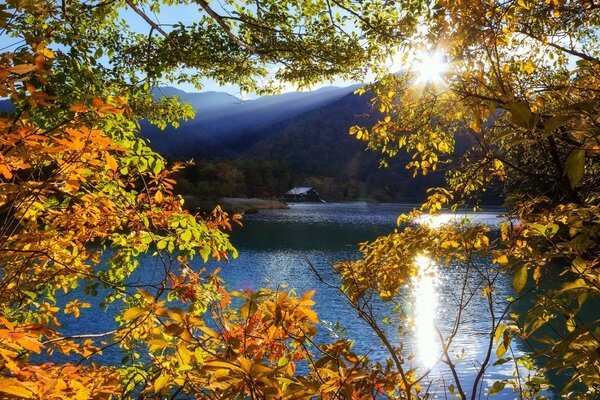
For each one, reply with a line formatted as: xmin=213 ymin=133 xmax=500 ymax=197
xmin=143 ymin=85 xmax=361 ymax=158
xmin=143 ymin=86 xmax=446 ymax=202
xmin=240 ymin=91 xmax=445 ymax=201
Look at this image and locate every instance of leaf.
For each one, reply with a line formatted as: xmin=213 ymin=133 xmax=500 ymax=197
xmin=122 ymin=307 xmax=145 ymax=321
xmin=494 ymin=323 xmax=506 ymax=344
xmin=513 ymin=264 xmax=527 ymax=293
xmin=494 ymin=254 xmax=508 ymax=265
xmin=153 ymin=373 xmax=169 ymax=393
xmin=0 ymin=163 xmax=13 ymax=179
xmin=164 ymin=323 xmax=184 ymax=337
xmin=488 ymin=380 xmax=506 ymax=395
xmin=199 ymin=326 xmax=220 ymax=339
xmin=7 ymin=64 xmax=36 ymax=74
xmin=564 ymin=149 xmax=585 ymax=188
xmin=200 ymin=246 xmax=211 ymax=262
xmin=180 ymin=229 xmax=192 ymax=242
xmin=302 ymin=307 xmax=318 ymax=323
xmin=70 ymin=105 xmax=90 ymax=113
xmin=506 ymin=101 xmax=536 ymax=130
xmin=0 ymin=378 xmax=35 ymax=398
xmin=105 ymin=153 xmax=118 ymax=171
xmin=238 ymin=356 xmax=253 ymax=374
xmin=542 ymin=114 xmax=571 ymax=136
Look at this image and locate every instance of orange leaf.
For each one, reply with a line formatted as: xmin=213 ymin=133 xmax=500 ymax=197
xmin=17 ymin=337 xmax=42 ymax=354
xmin=70 ymin=105 xmax=90 ymax=113
xmin=105 ymin=153 xmax=118 ymax=171
xmin=0 ymin=163 xmax=13 ymax=180
xmin=92 ymin=97 xmax=103 ymax=108
xmin=7 ymin=64 xmax=36 ymax=74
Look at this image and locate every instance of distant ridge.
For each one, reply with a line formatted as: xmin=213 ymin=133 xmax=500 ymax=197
xmin=143 ymin=85 xmax=361 ymax=158
xmin=142 ymin=85 xmax=446 ymax=202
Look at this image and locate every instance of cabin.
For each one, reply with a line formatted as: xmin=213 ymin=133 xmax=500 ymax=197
xmin=283 ymin=187 xmax=322 ymax=202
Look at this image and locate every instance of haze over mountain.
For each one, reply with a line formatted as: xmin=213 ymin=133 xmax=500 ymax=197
xmin=143 ymin=85 xmax=360 ymax=158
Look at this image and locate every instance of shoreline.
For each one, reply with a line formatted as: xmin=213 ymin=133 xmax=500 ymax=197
xmin=183 ymin=196 xmax=289 ymax=214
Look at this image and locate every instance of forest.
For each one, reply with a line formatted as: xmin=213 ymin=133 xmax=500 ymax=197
xmin=0 ymin=0 xmax=598 ymax=399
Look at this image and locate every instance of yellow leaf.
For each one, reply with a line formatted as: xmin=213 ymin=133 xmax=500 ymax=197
xmin=302 ymin=307 xmax=319 ymax=323
xmin=0 ymin=378 xmax=35 ymax=398
xmin=513 ymin=265 xmax=528 ymax=293
xmin=238 ymin=356 xmax=253 ymax=374
xmin=122 ymin=307 xmax=146 ymax=321
xmin=199 ymin=326 xmax=220 ymax=339
xmin=154 ymin=191 xmax=163 ymax=203
xmin=38 ymin=47 xmax=54 ymax=59
xmin=153 ymin=373 xmax=169 ymax=393
xmin=494 ymin=255 xmax=509 ymax=264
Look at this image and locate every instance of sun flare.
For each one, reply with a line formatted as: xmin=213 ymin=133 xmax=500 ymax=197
xmin=413 ymin=51 xmax=448 ymax=84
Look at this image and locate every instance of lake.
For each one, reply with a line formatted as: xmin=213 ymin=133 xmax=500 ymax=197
xmin=219 ymin=203 xmax=538 ymax=399
xmin=56 ymin=202 xmax=554 ymax=398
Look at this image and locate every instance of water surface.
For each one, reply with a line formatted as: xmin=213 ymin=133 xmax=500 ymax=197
xmin=56 ymin=203 xmax=553 ymax=398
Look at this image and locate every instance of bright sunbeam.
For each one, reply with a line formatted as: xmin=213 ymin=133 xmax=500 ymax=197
xmin=411 ymin=253 xmax=441 ymax=369
xmin=413 ymin=51 xmax=448 ymax=85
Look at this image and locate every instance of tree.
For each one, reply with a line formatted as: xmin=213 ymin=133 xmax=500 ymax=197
xmin=1 ymin=0 xmax=598 ymax=399
xmin=0 ymin=0 xmax=396 ymax=398
xmin=343 ymin=0 xmax=599 ymax=398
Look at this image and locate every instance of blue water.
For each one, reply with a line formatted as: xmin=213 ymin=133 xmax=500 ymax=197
xmin=52 ymin=203 xmax=555 ymax=398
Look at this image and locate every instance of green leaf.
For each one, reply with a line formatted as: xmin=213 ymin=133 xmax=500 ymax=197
xmin=488 ymin=380 xmax=507 ymax=395
xmin=493 ymin=357 xmax=512 ymax=366
xmin=506 ymin=101 xmax=536 ymax=130
xmin=513 ymin=264 xmax=527 ymax=293
xmin=200 ymin=246 xmax=211 ymax=262
xmin=564 ymin=149 xmax=585 ymax=188
xmin=180 ymin=229 xmax=192 ymax=242
xmin=542 ymin=114 xmax=571 ymax=136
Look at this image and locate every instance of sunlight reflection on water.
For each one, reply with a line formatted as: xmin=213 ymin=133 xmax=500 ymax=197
xmin=411 ymin=253 xmax=441 ymax=369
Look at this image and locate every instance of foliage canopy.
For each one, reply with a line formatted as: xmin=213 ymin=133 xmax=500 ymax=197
xmin=0 ymin=0 xmax=598 ymax=399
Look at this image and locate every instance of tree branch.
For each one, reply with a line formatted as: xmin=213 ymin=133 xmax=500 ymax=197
xmin=518 ymin=29 xmax=600 ymax=63
xmin=194 ymin=0 xmax=259 ymax=54
xmin=125 ymin=0 xmax=170 ymax=38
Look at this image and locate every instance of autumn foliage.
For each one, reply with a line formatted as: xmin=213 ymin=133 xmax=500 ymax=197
xmin=0 ymin=26 xmax=381 ymax=400
xmin=1 ymin=0 xmax=599 ymax=399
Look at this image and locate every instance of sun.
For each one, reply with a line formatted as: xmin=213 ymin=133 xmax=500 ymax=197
xmin=413 ymin=51 xmax=448 ymax=84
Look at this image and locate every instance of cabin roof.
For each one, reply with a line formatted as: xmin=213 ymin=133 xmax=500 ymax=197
xmin=285 ymin=187 xmax=315 ymax=195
